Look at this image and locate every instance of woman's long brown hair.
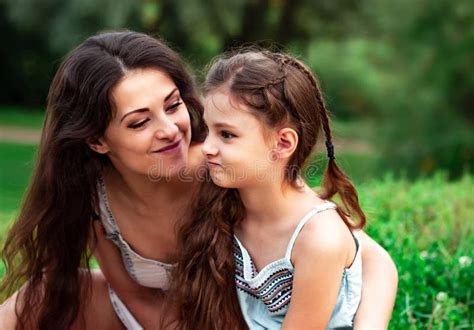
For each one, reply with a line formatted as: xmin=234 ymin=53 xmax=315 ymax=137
xmin=0 ymin=31 xmax=205 ymax=329
xmin=172 ymin=49 xmax=366 ymax=328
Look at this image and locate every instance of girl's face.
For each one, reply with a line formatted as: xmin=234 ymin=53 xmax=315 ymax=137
xmin=202 ymin=91 xmax=276 ymax=188
xmin=96 ymin=68 xmax=192 ymax=179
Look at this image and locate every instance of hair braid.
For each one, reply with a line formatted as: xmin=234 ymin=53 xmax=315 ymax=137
xmin=277 ymin=54 xmax=366 ymax=228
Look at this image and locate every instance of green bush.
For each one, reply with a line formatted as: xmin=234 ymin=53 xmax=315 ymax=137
xmin=305 ymin=37 xmax=474 ymax=179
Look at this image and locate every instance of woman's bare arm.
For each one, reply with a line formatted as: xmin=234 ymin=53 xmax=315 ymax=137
xmin=0 ymin=291 xmax=19 ymax=330
xmin=0 ymin=270 xmax=121 ymax=330
xmin=353 ymin=231 xmax=398 ymax=329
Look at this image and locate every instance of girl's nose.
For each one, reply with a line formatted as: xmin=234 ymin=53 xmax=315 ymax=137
xmin=201 ymin=136 xmax=218 ymax=157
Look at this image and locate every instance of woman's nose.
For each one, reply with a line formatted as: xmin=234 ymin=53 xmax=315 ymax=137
xmin=154 ymin=117 xmax=179 ymax=141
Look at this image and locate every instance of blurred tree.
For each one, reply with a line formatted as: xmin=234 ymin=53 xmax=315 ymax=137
xmin=1 ymin=0 xmax=141 ymax=105
xmin=0 ymin=1 xmax=52 ymax=105
xmin=5 ymin=0 xmax=141 ymax=53
xmin=304 ymin=0 xmax=474 ymax=177
xmin=365 ymin=0 xmax=474 ymax=177
xmin=1 ymin=0 xmax=472 ymax=177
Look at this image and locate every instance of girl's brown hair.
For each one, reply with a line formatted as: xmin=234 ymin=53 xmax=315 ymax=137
xmin=0 ymin=31 xmax=205 ymax=329
xmin=170 ymin=179 xmax=247 ymax=329
xmin=172 ymin=49 xmax=366 ymax=328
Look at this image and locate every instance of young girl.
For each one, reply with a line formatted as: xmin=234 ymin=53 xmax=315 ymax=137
xmin=173 ymin=50 xmax=377 ymax=329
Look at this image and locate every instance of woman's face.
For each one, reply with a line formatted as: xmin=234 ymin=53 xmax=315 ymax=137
xmin=201 ymin=91 xmax=276 ymax=189
xmin=95 ymin=68 xmax=192 ymax=180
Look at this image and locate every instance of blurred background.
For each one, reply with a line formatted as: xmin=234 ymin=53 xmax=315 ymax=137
xmin=0 ymin=0 xmax=473 ymax=328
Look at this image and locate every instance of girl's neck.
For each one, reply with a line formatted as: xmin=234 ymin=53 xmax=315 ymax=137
xmin=238 ymin=179 xmax=314 ymax=225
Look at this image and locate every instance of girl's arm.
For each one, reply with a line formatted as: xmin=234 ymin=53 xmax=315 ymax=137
xmin=353 ymin=231 xmax=398 ymax=329
xmin=282 ymin=212 xmax=352 ymax=329
xmin=92 ymin=221 xmax=164 ymax=328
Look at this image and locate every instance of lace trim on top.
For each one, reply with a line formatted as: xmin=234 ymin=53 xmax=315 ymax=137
xmin=97 ymin=176 xmax=174 ymax=289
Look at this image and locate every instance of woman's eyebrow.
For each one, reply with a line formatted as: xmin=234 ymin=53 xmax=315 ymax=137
xmin=120 ymin=88 xmax=180 ymax=122
xmin=120 ymin=108 xmax=149 ymax=122
xmin=164 ymin=87 xmax=179 ymax=102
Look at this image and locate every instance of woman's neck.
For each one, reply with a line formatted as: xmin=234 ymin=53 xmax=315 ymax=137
xmin=104 ymin=167 xmax=195 ymax=218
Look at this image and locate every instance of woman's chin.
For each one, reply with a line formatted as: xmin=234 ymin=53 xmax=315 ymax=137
xmin=147 ymin=159 xmax=188 ymax=182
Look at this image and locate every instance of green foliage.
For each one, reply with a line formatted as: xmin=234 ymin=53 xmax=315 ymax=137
xmin=306 ymin=36 xmax=474 ymax=178
xmin=361 ymin=173 xmax=474 ymax=328
xmin=4 ymin=0 xmax=141 ymax=53
xmin=0 ymin=260 xmax=4 ymax=282
xmin=0 ymin=0 xmax=142 ymax=105
xmin=306 ymin=39 xmax=395 ymax=118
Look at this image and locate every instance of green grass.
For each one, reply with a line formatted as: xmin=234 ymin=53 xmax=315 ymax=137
xmin=0 ymin=143 xmax=37 ymax=212
xmin=0 ymin=106 xmax=45 ymax=129
xmin=0 ymin=143 xmax=37 ymax=266
xmin=0 ymin=142 xmax=38 ymax=282
xmin=361 ymin=173 xmax=474 ymax=329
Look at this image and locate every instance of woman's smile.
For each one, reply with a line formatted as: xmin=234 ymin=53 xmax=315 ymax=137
xmin=154 ymin=139 xmax=182 ymax=154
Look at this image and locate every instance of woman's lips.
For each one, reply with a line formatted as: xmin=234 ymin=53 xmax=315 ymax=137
xmin=207 ymin=161 xmax=221 ymax=169
xmin=155 ymin=139 xmax=181 ymax=153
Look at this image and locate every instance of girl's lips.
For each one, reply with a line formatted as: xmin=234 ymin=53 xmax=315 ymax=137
xmin=155 ymin=139 xmax=181 ymax=153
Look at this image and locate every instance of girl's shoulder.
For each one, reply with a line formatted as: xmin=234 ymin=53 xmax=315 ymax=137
xmin=291 ymin=203 xmax=355 ymax=266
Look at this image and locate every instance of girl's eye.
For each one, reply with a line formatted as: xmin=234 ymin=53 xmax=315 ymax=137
xmin=128 ymin=119 xmax=150 ymax=129
xmin=220 ymin=130 xmax=235 ymax=139
xmin=166 ymin=101 xmax=183 ymax=113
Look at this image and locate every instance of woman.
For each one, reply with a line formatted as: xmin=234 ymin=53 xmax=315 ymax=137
xmin=0 ymin=31 xmax=397 ymax=329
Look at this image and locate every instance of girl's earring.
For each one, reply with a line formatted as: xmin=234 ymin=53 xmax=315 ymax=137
xmin=268 ymin=149 xmax=280 ymax=162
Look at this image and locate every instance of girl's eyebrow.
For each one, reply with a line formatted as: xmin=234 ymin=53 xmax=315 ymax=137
xmin=214 ymin=122 xmax=237 ymax=129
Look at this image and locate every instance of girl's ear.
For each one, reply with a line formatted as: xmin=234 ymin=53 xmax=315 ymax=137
xmin=274 ymin=127 xmax=298 ymax=160
xmin=87 ymin=137 xmax=110 ymax=154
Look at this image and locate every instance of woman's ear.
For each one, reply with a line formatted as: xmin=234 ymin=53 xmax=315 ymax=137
xmin=87 ymin=137 xmax=110 ymax=154
xmin=274 ymin=127 xmax=298 ymax=160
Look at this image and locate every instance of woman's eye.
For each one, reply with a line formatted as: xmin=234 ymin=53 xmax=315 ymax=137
xmin=166 ymin=101 xmax=183 ymax=113
xmin=128 ymin=119 xmax=149 ymax=129
xmin=221 ymin=130 xmax=235 ymax=139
